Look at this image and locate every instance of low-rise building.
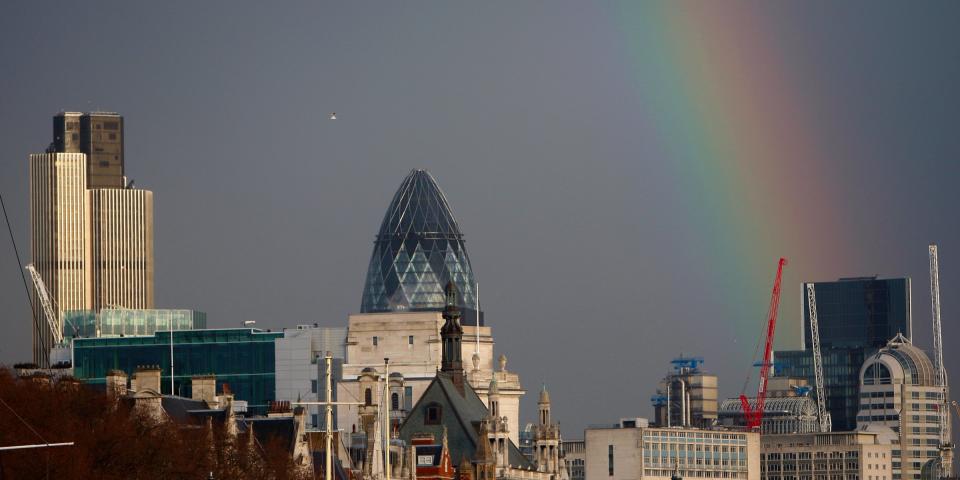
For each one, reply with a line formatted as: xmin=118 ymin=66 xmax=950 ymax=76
xmin=584 ymin=420 xmax=760 ymax=480
xmin=73 ymin=328 xmax=282 ymax=414
xmin=760 ymin=431 xmax=892 ymax=480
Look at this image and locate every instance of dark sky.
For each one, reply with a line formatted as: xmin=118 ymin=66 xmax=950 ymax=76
xmin=2 ymin=2 xmax=959 ymax=436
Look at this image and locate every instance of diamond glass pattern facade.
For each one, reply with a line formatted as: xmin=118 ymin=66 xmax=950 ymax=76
xmin=360 ymin=170 xmax=478 ymax=317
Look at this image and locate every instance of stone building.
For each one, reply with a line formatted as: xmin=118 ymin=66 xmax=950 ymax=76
xmin=397 ymin=285 xmax=560 ymax=480
xmin=584 ymin=420 xmax=760 ymax=480
xmin=855 ymin=334 xmax=950 ymax=480
xmin=760 ymin=431 xmax=892 ymax=480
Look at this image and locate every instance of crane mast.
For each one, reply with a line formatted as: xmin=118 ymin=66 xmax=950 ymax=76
xmin=24 ymin=264 xmax=63 ymax=345
xmin=928 ymin=244 xmax=952 ymax=477
xmin=740 ymin=257 xmax=787 ymax=429
xmin=805 ymin=283 xmax=831 ymax=432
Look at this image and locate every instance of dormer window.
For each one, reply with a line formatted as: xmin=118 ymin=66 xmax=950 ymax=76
xmin=425 ymin=403 xmax=442 ymax=424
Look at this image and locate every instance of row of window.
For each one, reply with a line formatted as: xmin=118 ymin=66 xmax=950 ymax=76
xmin=762 ymin=475 xmax=859 ymax=480
xmin=643 ymin=432 xmax=748 ymax=445
xmin=763 ymin=462 xmax=859 ymax=472
xmin=643 ymin=470 xmax=747 ymax=478
xmin=860 ymin=392 xmax=941 ymax=400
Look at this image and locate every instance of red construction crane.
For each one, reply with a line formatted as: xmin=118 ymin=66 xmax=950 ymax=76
xmin=739 ymin=257 xmax=787 ymax=429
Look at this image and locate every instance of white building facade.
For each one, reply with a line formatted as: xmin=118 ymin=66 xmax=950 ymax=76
xmin=585 ymin=421 xmax=760 ymax=480
xmin=855 ymin=334 xmax=950 ymax=480
xmin=274 ymin=325 xmax=347 ymax=429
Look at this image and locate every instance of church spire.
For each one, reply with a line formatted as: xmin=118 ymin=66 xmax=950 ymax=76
xmin=441 ymin=282 xmax=465 ymax=394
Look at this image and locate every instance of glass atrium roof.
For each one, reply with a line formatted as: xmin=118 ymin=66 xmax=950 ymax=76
xmin=360 ymin=170 xmax=479 ymax=316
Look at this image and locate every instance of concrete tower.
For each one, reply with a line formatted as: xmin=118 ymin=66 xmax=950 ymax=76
xmin=30 ymin=112 xmax=154 ymax=364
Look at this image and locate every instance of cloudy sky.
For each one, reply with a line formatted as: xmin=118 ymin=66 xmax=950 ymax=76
xmin=2 ymin=2 xmax=959 ymax=435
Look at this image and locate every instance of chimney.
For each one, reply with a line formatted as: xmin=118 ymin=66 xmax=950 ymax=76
xmin=191 ymin=374 xmax=216 ymax=405
xmin=133 ymin=365 xmax=162 ymax=393
xmin=106 ymin=369 xmax=128 ymax=397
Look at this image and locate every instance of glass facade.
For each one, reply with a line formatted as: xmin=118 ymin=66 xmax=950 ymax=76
xmin=63 ymin=309 xmax=207 ymax=338
xmin=802 ymin=277 xmax=911 ymax=349
xmin=777 ymin=348 xmax=866 ymax=431
xmin=360 ymin=169 xmax=479 ymax=318
xmin=781 ymin=277 xmax=912 ymax=432
xmin=73 ymin=328 xmax=281 ymax=414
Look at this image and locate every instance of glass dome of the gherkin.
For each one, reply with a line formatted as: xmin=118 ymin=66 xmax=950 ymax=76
xmin=360 ymin=170 xmax=478 ymax=316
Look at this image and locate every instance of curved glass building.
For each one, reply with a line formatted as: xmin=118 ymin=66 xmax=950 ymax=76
xmin=360 ymin=170 xmax=479 ymax=319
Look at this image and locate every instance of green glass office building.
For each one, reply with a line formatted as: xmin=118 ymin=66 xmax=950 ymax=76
xmin=73 ymin=328 xmax=281 ymax=414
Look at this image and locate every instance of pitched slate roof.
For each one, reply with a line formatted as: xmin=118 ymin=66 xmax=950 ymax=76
xmin=399 ymin=373 xmax=531 ymax=468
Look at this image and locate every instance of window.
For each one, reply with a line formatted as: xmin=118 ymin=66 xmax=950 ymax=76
xmin=392 ymin=392 xmax=399 ymax=411
xmin=311 ymin=380 xmax=318 ymax=394
xmin=425 ymin=403 xmax=442 ymax=424
xmin=863 ymin=363 xmax=892 ymax=385
xmin=608 ymin=445 xmax=615 ymax=476
xmin=373 ymin=336 xmax=378 ymax=346
xmin=404 ymin=386 xmax=413 ymax=410
xmin=408 ymin=335 xmax=414 ymax=345
xmin=365 ymin=388 xmax=373 ymax=406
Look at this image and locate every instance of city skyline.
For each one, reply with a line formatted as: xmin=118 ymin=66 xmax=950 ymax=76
xmin=1 ymin=2 xmax=959 ymax=437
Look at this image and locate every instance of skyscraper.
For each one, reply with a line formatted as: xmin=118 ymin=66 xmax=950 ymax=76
xmin=86 ymin=188 xmax=154 ymax=311
xmin=359 ymin=169 xmax=479 ymax=319
xmin=29 ymin=152 xmax=89 ymax=362
xmin=801 ymin=277 xmax=912 ymax=350
xmin=778 ymin=276 xmax=913 ymax=431
xmin=29 ymin=112 xmax=153 ymax=364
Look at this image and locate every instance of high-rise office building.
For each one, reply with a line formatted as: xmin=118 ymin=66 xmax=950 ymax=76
xmin=800 ymin=277 xmax=912 ymax=350
xmin=779 ymin=277 xmax=913 ymax=431
xmin=29 ymin=112 xmax=153 ymax=364
xmin=51 ymin=111 xmax=125 ymax=188
xmin=86 ymin=188 xmax=154 ymax=311
xmin=856 ymin=334 xmax=948 ymax=480
xmin=29 ymin=152 xmax=89 ymax=363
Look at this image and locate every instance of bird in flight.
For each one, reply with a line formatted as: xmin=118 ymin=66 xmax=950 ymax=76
xmin=329 ymin=112 xmax=337 ymax=120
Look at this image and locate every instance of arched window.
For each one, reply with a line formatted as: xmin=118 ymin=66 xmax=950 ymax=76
xmin=425 ymin=403 xmax=442 ymax=424
xmin=365 ymin=388 xmax=373 ymax=406
xmin=392 ymin=392 xmax=400 ymax=411
xmin=863 ymin=363 xmax=892 ymax=385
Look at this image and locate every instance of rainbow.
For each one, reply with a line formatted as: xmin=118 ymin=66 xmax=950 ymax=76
xmin=609 ymin=3 xmax=852 ymax=348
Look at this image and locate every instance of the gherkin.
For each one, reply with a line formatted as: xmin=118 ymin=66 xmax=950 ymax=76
xmin=360 ymin=170 xmax=479 ymax=319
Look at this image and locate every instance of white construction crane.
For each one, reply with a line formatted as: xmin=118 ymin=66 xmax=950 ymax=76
xmin=805 ymin=283 xmax=831 ymax=433
xmin=24 ymin=264 xmax=62 ymax=345
xmin=928 ymin=244 xmax=953 ymax=477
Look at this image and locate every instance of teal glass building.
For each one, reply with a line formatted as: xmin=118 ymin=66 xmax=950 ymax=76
xmin=73 ymin=328 xmax=281 ymax=414
xmin=64 ymin=309 xmax=207 ymax=338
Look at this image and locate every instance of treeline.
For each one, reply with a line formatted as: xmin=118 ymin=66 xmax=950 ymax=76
xmin=0 ymin=367 xmax=309 ymax=479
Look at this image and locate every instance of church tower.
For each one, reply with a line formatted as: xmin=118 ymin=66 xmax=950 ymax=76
xmin=538 ymin=385 xmax=551 ymax=426
xmin=441 ymin=282 xmax=465 ymax=394
xmin=533 ymin=385 xmax=566 ymax=479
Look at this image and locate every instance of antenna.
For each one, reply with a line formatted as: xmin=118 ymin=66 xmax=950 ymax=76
xmin=475 ymin=281 xmax=480 ymax=355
